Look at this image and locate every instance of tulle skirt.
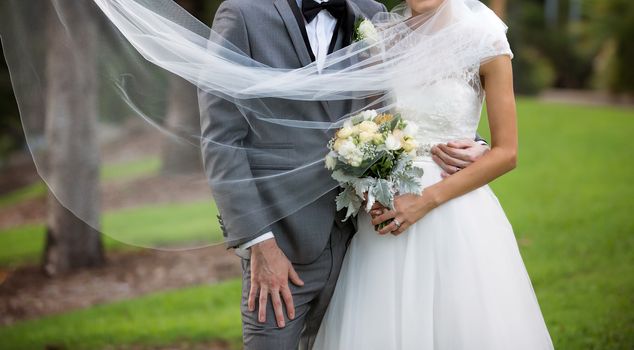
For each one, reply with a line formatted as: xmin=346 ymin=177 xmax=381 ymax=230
xmin=313 ymin=159 xmax=554 ymax=350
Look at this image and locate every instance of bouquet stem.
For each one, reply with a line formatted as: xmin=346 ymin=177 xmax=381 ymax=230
xmin=374 ymin=218 xmax=393 ymax=231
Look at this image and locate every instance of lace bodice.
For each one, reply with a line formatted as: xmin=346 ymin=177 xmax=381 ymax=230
xmin=381 ymin=0 xmax=512 ymax=158
xmin=394 ymin=66 xmax=485 ymax=156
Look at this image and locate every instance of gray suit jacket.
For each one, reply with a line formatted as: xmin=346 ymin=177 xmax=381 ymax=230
xmin=200 ymin=0 xmax=387 ymax=264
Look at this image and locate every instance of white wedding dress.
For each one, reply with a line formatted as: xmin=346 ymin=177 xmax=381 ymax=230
xmin=312 ymin=18 xmax=554 ymax=350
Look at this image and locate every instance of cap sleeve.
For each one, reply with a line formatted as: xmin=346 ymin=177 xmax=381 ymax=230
xmin=476 ymin=8 xmax=513 ymax=64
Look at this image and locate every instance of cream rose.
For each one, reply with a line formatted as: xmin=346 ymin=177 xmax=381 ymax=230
xmin=333 ymin=138 xmax=346 ymax=151
xmin=402 ymin=139 xmax=416 ymax=153
xmin=337 ymin=126 xmax=354 ymax=139
xmin=359 ymin=131 xmax=375 ymax=143
xmin=358 ymin=120 xmax=379 ymax=133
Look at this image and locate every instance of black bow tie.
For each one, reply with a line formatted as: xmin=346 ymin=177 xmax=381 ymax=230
xmin=302 ymin=0 xmax=347 ymax=23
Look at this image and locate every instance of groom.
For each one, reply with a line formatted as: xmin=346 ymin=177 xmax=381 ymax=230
xmin=199 ymin=0 xmax=489 ymax=348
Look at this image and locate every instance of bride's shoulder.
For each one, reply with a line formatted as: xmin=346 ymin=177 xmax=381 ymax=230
xmin=457 ymin=5 xmax=512 ymax=61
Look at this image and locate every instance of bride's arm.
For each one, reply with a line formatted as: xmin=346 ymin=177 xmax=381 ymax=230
xmin=372 ymin=55 xmax=517 ymax=235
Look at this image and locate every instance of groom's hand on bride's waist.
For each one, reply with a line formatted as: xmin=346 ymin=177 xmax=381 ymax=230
xmin=431 ymin=139 xmax=490 ymax=178
xmin=249 ymin=239 xmax=304 ymax=328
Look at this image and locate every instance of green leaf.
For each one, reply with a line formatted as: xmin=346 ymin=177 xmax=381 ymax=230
xmin=396 ymin=173 xmax=423 ymax=194
xmin=332 ymin=170 xmax=356 ymax=184
xmin=353 ymin=177 xmax=375 ymax=198
xmin=372 ymin=179 xmax=393 ymax=209
xmin=335 ymin=186 xmax=362 ymax=221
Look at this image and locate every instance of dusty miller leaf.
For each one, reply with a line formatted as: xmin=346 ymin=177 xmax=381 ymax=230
xmin=332 ymin=170 xmax=357 ymax=184
xmin=353 ymin=177 xmax=375 ymax=198
xmin=336 ymin=186 xmax=362 ymax=221
xmin=372 ymin=179 xmax=393 ymax=209
xmin=396 ymin=173 xmax=423 ymax=194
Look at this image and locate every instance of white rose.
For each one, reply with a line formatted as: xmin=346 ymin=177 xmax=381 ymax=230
xmin=403 ymin=121 xmax=419 ymax=136
xmin=358 ymin=20 xmax=379 ymax=43
xmin=343 ymin=119 xmax=353 ymax=129
xmin=325 ymin=152 xmax=338 ymax=170
xmin=349 ymin=151 xmax=364 ymax=167
xmin=358 ymin=109 xmax=378 ymax=120
xmin=338 ymin=139 xmax=357 ymax=158
xmin=384 ymin=134 xmax=402 ymax=151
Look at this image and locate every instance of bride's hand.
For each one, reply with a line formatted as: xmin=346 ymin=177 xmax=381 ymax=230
xmin=371 ymin=192 xmax=439 ymax=235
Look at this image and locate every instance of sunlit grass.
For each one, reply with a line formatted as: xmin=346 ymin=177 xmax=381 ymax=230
xmin=479 ymin=98 xmax=634 ymax=349
xmin=0 ymin=200 xmax=222 ymax=267
xmin=0 ymin=279 xmax=243 ymax=350
xmin=0 ymin=156 xmax=160 ymax=209
xmin=0 ymin=181 xmax=46 ymax=209
xmin=100 ymin=156 xmax=161 ymax=182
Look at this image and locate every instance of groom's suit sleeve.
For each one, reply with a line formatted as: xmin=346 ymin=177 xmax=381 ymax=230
xmin=199 ymin=2 xmax=272 ymax=248
xmin=475 ymin=133 xmax=488 ymax=145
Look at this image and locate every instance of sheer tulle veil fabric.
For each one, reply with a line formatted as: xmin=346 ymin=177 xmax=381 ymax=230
xmin=0 ymin=0 xmax=511 ymax=248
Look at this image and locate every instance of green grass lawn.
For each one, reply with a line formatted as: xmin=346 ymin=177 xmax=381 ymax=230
xmin=481 ymin=98 xmax=634 ymax=349
xmin=0 ymin=279 xmax=243 ymax=350
xmin=0 ymin=156 xmax=160 ymax=209
xmin=0 ymin=98 xmax=633 ymax=349
xmin=0 ymin=200 xmax=223 ymax=267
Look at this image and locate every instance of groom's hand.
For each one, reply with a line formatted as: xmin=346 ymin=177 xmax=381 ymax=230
xmin=249 ymin=239 xmax=304 ymax=328
xmin=431 ymin=139 xmax=489 ymax=178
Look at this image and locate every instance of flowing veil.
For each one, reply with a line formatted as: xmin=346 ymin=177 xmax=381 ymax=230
xmin=0 ymin=0 xmax=510 ymax=249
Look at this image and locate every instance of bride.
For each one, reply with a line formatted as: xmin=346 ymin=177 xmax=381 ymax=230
xmin=312 ymin=0 xmax=554 ymax=349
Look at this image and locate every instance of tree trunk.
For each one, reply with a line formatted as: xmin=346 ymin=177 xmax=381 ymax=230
xmin=43 ymin=1 xmax=104 ymax=276
xmin=160 ymin=0 xmax=206 ymax=175
xmin=160 ymin=75 xmax=203 ymax=175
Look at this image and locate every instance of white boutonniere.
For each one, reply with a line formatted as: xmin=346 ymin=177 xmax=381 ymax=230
xmin=353 ymin=17 xmax=379 ymax=43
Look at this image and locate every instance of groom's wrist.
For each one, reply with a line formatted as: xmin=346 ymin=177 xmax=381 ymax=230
xmin=238 ymin=231 xmax=275 ymax=250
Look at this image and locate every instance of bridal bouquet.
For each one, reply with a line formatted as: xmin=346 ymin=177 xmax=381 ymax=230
xmin=325 ymin=110 xmax=425 ymax=225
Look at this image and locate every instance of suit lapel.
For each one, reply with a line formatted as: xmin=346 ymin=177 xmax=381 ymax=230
xmin=274 ymin=0 xmax=314 ymax=67
xmin=324 ymin=1 xmax=362 ymax=121
xmin=342 ymin=1 xmax=358 ymax=48
xmin=274 ymin=0 xmax=363 ymax=120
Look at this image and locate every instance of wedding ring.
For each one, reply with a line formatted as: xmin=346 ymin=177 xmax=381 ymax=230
xmin=393 ymin=218 xmax=401 ymax=228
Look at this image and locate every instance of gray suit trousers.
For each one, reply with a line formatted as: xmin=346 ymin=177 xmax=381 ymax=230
xmin=240 ymin=221 xmax=354 ymax=350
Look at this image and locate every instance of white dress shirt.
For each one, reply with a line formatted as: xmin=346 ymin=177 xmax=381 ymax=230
xmin=238 ymin=0 xmax=338 ymax=251
xmin=302 ymin=0 xmax=338 ymax=70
